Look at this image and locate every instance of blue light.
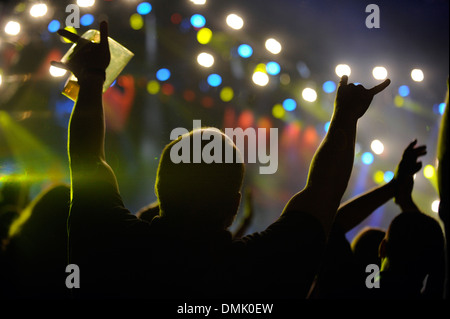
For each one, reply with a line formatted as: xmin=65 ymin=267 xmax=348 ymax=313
xmin=156 ymin=68 xmax=171 ymax=81
xmin=190 ymin=14 xmax=206 ymax=28
xmin=282 ymin=98 xmax=297 ymax=112
xmin=48 ymin=20 xmax=60 ymax=33
xmin=137 ymin=2 xmax=152 ymax=15
xmin=361 ymin=152 xmax=374 ymax=165
xmin=324 ymin=121 xmax=330 ymax=132
xmin=266 ymin=62 xmax=281 ymax=75
xmin=207 ymin=74 xmax=222 ymax=87
xmin=237 ymin=44 xmax=253 ymax=58
xmin=398 ymin=85 xmax=410 ymax=97
xmin=323 ymin=81 xmax=336 ymax=93
xmin=439 ymin=102 xmax=446 ymax=115
xmin=80 ymin=14 xmax=94 ymax=27
xmin=384 ymin=171 xmax=394 ymax=182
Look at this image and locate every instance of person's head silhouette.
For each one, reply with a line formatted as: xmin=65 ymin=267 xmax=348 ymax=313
xmin=155 ymin=128 xmax=245 ymax=232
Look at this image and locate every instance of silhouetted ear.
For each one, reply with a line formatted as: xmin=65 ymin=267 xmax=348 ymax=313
xmin=379 ymin=238 xmax=387 ymax=258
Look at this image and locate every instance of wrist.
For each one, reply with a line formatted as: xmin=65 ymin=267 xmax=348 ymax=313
xmin=77 ymin=68 xmax=106 ymax=86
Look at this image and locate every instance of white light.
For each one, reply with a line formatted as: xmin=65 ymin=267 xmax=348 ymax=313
xmin=371 ymin=139 xmax=384 ymax=155
xmin=372 ymin=66 xmax=388 ymax=80
xmin=252 ymin=71 xmax=269 ymax=86
xmin=190 ymin=0 xmax=206 ymax=4
xmin=335 ymin=64 xmax=351 ymax=77
xmin=431 ymin=200 xmax=440 ymax=213
xmin=197 ymin=52 xmax=214 ymax=67
xmin=265 ymin=38 xmax=282 ymax=54
xmin=226 ymin=14 xmax=244 ymax=30
xmin=77 ymin=0 xmax=95 ymax=8
xmin=411 ymin=69 xmax=424 ymax=82
xmin=49 ymin=65 xmax=67 ymax=77
xmin=302 ymin=88 xmax=317 ymax=102
xmin=5 ymin=21 xmax=21 ymax=36
xmin=0 ymin=74 xmax=2 ymax=86
xmin=30 ymin=3 xmax=48 ymax=18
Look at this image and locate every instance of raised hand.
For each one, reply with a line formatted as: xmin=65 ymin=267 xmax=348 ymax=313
xmin=51 ymin=21 xmax=110 ymax=82
xmin=335 ymin=75 xmax=391 ymax=121
xmin=394 ymin=140 xmax=427 ymax=208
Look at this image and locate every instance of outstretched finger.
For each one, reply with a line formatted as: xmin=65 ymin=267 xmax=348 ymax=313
xmin=413 ymin=146 xmax=427 ymax=157
xmin=99 ymin=21 xmax=109 ymax=46
xmin=369 ymin=78 xmax=391 ymax=95
xmin=57 ymin=29 xmax=80 ymax=43
xmin=339 ymin=75 xmax=348 ymax=86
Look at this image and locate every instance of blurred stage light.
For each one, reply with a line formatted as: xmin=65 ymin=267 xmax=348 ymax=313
xmin=265 ymin=38 xmax=281 ymax=54
xmin=80 ymin=14 xmax=95 ymax=26
xmin=130 ymin=13 xmax=144 ymax=30
xmin=282 ymin=98 xmax=297 ymax=111
xmin=384 ymin=171 xmax=394 ymax=182
xmin=335 ymin=64 xmax=351 ymax=77
xmin=48 ymin=20 xmax=60 ymax=33
xmin=30 ymin=3 xmax=48 ymax=18
xmin=0 ymin=74 xmax=2 ymax=87
xmin=156 ymin=68 xmax=171 ymax=81
xmin=372 ymin=66 xmax=388 ymax=80
xmin=147 ymin=80 xmax=160 ymax=95
xmin=394 ymin=95 xmax=404 ymax=107
xmin=5 ymin=21 xmax=21 ymax=36
xmin=190 ymin=0 xmax=206 ymax=5
xmin=220 ymin=87 xmax=234 ymax=102
xmin=324 ymin=121 xmax=330 ymax=132
xmin=361 ymin=152 xmax=374 ymax=165
xmin=371 ymin=139 xmax=384 ymax=154
xmin=77 ymin=0 xmax=95 ymax=7
xmin=432 ymin=200 xmax=440 ymax=213
xmin=423 ymin=164 xmax=435 ymax=179
xmin=197 ymin=28 xmax=212 ymax=44
xmin=137 ymin=2 xmax=152 ymax=15
xmin=411 ymin=69 xmax=424 ymax=82
xmin=373 ymin=170 xmax=384 ymax=184
xmin=252 ymin=72 xmax=269 ymax=86
xmin=207 ymin=74 xmax=222 ymax=87
xmin=237 ymin=44 xmax=253 ymax=58
xmin=272 ymin=104 xmax=285 ymax=119
xmin=439 ymin=102 xmax=446 ymax=115
xmin=280 ymin=74 xmax=290 ymax=85
xmin=191 ymin=14 xmax=206 ymax=28
xmin=302 ymin=88 xmax=317 ymax=102
xmin=171 ymin=13 xmax=182 ymax=24
xmin=266 ymin=62 xmax=280 ymax=75
xmin=323 ymin=81 xmax=336 ymax=93
xmin=197 ymin=52 xmax=214 ymax=67
xmin=398 ymin=85 xmax=410 ymax=97
xmin=226 ymin=14 xmax=244 ymax=30
xmin=49 ymin=65 xmax=67 ymax=77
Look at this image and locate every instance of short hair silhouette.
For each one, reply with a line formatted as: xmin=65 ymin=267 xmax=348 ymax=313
xmin=155 ymin=128 xmax=244 ymax=231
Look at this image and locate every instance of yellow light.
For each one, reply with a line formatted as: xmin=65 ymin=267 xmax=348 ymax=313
xmin=30 ymin=3 xmax=48 ymax=18
xmin=77 ymin=0 xmax=95 ymax=7
xmin=0 ymin=74 xmax=2 ymax=86
xmin=335 ymin=64 xmax=351 ymax=77
xmin=373 ymin=170 xmax=385 ymax=184
xmin=423 ymin=165 xmax=435 ymax=179
xmin=280 ymin=73 xmax=290 ymax=85
xmin=197 ymin=28 xmax=213 ymax=44
xmin=372 ymin=66 xmax=388 ymax=80
xmin=302 ymin=88 xmax=317 ymax=102
xmin=61 ymin=26 xmax=77 ymax=43
xmin=252 ymin=71 xmax=269 ymax=86
xmin=272 ymin=104 xmax=285 ymax=119
xmin=49 ymin=65 xmax=67 ymax=77
xmin=411 ymin=69 xmax=424 ymax=82
xmin=371 ymin=139 xmax=384 ymax=155
xmin=254 ymin=63 xmax=267 ymax=73
xmin=226 ymin=14 xmax=244 ymax=30
xmin=197 ymin=52 xmax=214 ymax=67
xmin=265 ymin=38 xmax=281 ymax=54
xmin=130 ymin=13 xmax=144 ymax=30
xmin=394 ymin=95 xmax=404 ymax=107
xmin=5 ymin=21 xmax=20 ymax=36
xmin=147 ymin=80 xmax=160 ymax=95
xmin=220 ymin=87 xmax=234 ymax=102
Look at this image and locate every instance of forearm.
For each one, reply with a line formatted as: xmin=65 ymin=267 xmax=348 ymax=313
xmin=336 ymin=180 xmax=397 ymax=233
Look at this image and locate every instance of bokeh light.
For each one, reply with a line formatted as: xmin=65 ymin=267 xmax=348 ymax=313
xmin=220 ymin=87 xmax=234 ymax=102
xmin=373 ymin=170 xmax=385 ymax=184
xmin=130 ymin=13 xmax=144 ymax=30
xmin=384 ymin=171 xmax=394 ymax=182
xmin=80 ymin=14 xmax=95 ymax=27
xmin=266 ymin=62 xmax=280 ymax=75
xmin=372 ymin=66 xmax=388 ymax=80
xmin=361 ymin=152 xmax=374 ymax=165
xmin=237 ymin=44 xmax=253 ymax=58
xmin=30 ymin=3 xmax=48 ymax=18
xmin=5 ymin=21 xmax=20 ymax=36
xmin=48 ymin=20 xmax=60 ymax=33
xmin=77 ymin=0 xmax=95 ymax=7
xmin=147 ymin=80 xmax=160 ymax=95
xmin=272 ymin=104 xmax=285 ymax=119
xmin=324 ymin=121 xmax=330 ymax=132
xmin=282 ymin=98 xmax=297 ymax=111
xmin=335 ymin=64 xmax=351 ymax=77
xmin=411 ymin=69 xmax=424 ymax=82
xmin=190 ymin=14 xmax=206 ymax=28
xmin=197 ymin=52 xmax=214 ymax=67
xmin=371 ymin=139 xmax=384 ymax=155
xmin=265 ymin=38 xmax=282 ymax=54
xmin=137 ymin=2 xmax=152 ymax=15
xmin=398 ymin=85 xmax=410 ymax=97
xmin=323 ymin=81 xmax=336 ymax=93
xmin=302 ymin=88 xmax=317 ymax=102
xmin=439 ymin=102 xmax=446 ymax=115
xmin=197 ymin=28 xmax=212 ymax=44
xmin=252 ymin=72 xmax=269 ymax=86
xmin=432 ymin=200 xmax=440 ymax=213
xmin=423 ymin=164 xmax=435 ymax=179
xmin=207 ymin=74 xmax=222 ymax=87
xmin=226 ymin=14 xmax=244 ymax=30
xmin=49 ymin=65 xmax=67 ymax=77
xmin=190 ymin=0 xmax=206 ymax=4
xmin=156 ymin=68 xmax=171 ymax=81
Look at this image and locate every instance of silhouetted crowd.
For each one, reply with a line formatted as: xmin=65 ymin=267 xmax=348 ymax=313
xmin=0 ymin=21 xmax=448 ymax=301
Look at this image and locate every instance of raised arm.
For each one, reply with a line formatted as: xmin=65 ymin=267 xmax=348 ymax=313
xmin=283 ymin=76 xmax=390 ymax=235
xmin=335 ymin=140 xmax=427 ymax=233
xmin=52 ymin=22 xmax=117 ymax=195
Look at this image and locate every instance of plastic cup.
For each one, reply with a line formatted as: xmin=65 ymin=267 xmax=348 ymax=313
xmin=60 ymin=29 xmax=134 ymax=101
